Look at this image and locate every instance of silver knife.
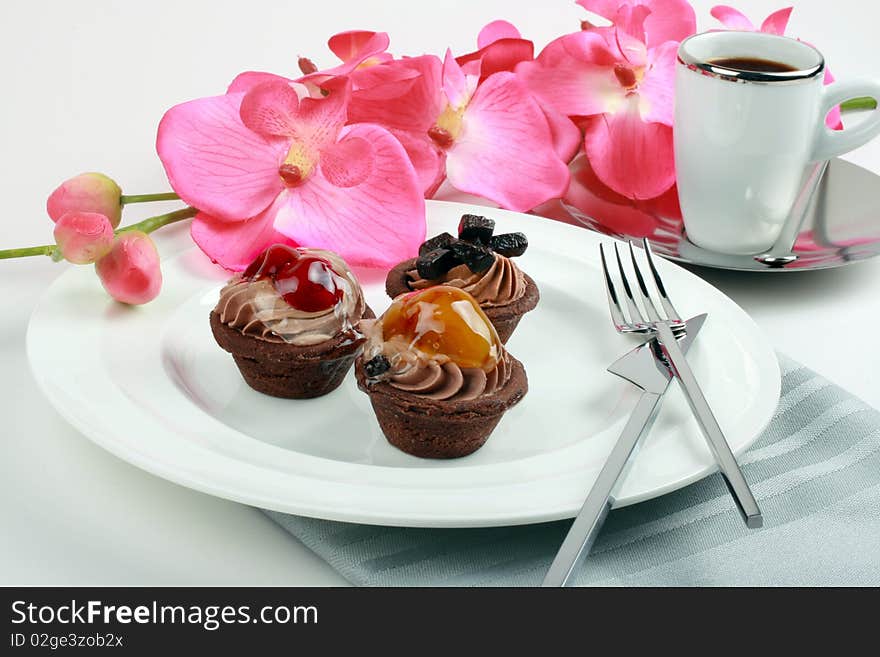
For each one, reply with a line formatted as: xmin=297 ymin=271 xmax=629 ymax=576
xmin=541 ymin=314 xmax=707 ymax=587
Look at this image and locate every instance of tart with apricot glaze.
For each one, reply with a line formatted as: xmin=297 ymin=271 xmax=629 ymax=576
xmin=356 ymin=285 xmax=527 ymax=458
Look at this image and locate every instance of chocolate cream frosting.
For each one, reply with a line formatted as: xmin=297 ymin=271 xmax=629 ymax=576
xmin=215 ymin=250 xmax=366 ymax=347
xmin=407 ymin=254 xmax=526 ymax=307
xmin=360 ymin=321 xmax=512 ymax=402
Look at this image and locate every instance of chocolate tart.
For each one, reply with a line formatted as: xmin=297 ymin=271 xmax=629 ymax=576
xmin=385 ymin=258 xmax=540 ymax=344
xmin=356 ymin=285 xmax=528 ymax=458
xmin=211 ymin=244 xmax=373 ymax=399
xmin=211 ymin=306 xmax=374 ymax=399
xmin=355 ymin=353 xmax=527 ymax=458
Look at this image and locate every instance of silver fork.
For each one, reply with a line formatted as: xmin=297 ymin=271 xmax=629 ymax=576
xmin=601 ymin=239 xmax=763 ymax=529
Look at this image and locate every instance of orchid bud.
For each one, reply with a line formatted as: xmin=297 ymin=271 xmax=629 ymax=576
xmin=47 ymin=172 xmax=123 ymax=228
xmin=298 ymin=57 xmax=318 ymax=75
xmin=95 ymin=231 xmax=162 ymax=305
xmin=53 ymin=211 xmax=115 ymax=264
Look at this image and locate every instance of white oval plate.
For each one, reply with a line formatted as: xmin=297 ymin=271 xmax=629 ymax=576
xmin=27 ymin=201 xmax=779 ymax=527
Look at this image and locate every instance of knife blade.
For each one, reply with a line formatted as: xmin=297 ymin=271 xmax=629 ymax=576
xmin=541 ymin=314 xmax=707 ymax=587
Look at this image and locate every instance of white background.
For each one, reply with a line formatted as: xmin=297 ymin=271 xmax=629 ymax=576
xmin=1 ymin=0 xmax=878 ymax=585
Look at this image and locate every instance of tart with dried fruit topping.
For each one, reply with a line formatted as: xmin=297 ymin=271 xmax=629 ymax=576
xmin=356 ymin=285 xmax=528 ymax=458
xmin=385 ymin=214 xmax=539 ymax=343
xmin=211 ymin=244 xmax=373 ymax=399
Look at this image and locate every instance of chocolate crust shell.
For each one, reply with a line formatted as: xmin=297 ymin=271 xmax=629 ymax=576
xmin=355 ymin=353 xmax=528 ymax=458
xmin=210 ymin=305 xmax=374 ymax=399
xmin=384 ymin=257 xmax=540 ymax=343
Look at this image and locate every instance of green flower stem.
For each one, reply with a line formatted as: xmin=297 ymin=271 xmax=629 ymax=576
xmin=0 ymin=244 xmax=58 ymax=260
xmin=120 ymin=192 xmax=180 ymax=205
xmin=841 ymin=97 xmax=878 ymax=112
xmin=0 ymin=206 xmax=197 ymax=261
xmin=116 ymin=206 xmax=198 ymax=234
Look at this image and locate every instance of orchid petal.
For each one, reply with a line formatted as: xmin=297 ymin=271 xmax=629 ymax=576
xmin=348 ymin=55 xmax=443 ymax=131
xmin=457 ymin=38 xmax=534 ymax=82
xmin=227 ymin=71 xmax=296 ymax=94
xmin=240 ymin=79 xmax=350 ymax=154
xmin=562 ymin=27 xmax=633 ymax=66
xmin=272 ymin=123 xmax=426 ymax=267
xmin=613 ymin=27 xmax=650 ymax=66
xmin=760 ymin=7 xmax=793 ymax=36
xmin=292 ymin=80 xmax=350 ymax=150
xmin=517 ymin=40 xmax=623 ymax=117
xmin=239 ymin=81 xmax=302 ymax=137
xmin=637 ymin=41 xmax=679 ymax=126
xmin=552 ymin=26 xmax=647 ymax=68
xmin=582 ymin=95 xmax=675 ymax=199
xmin=156 ymin=93 xmax=285 ymax=221
xmin=446 ymin=72 xmax=569 ymax=211
xmin=298 ymin=31 xmax=391 ymax=86
xmin=613 ymin=4 xmax=650 ymax=44
xmin=442 ymin=49 xmax=471 ymax=107
xmin=578 ymin=0 xmax=695 ymax=48
xmin=319 ymin=136 xmax=373 ymax=188
xmin=710 ymin=5 xmax=756 ymax=30
xmin=642 ymin=0 xmax=697 ymax=48
xmin=458 ymin=58 xmax=482 ymax=78
xmin=350 ymin=63 xmax=421 ymax=98
xmin=542 ymin=107 xmax=581 ymax=163
xmin=389 ymin=129 xmax=446 ymax=196
xmin=477 ymin=20 xmax=522 ymax=48
xmin=345 ymin=55 xmax=445 ymax=194
xmin=327 ymin=31 xmax=390 ymax=64
xmin=191 ymin=209 xmax=297 ymax=272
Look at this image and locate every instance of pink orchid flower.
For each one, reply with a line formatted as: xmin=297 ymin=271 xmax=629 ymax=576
xmin=229 ymin=33 xmax=447 ymax=198
xmin=711 ymin=5 xmax=842 ymax=129
xmin=517 ymin=0 xmax=696 ymax=200
xmin=456 ymin=20 xmax=535 ymax=82
xmin=156 ymin=77 xmax=425 ymax=270
xmin=298 ymin=31 xmax=393 ymax=86
xmin=457 ymin=22 xmax=581 ymax=165
xmin=346 ymin=54 xmax=448 ymax=196
xmin=347 ymin=38 xmax=571 ymax=211
xmin=578 ymin=0 xmax=696 ymax=45
xmin=232 ymin=31 xmax=393 ymax=96
xmin=434 ymin=50 xmax=571 ymax=211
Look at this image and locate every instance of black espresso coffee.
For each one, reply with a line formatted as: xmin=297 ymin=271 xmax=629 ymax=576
xmin=708 ymin=56 xmax=798 ymax=73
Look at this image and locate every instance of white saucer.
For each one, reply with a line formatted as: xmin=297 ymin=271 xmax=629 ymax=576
xmin=566 ymin=158 xmax=880 ymax=271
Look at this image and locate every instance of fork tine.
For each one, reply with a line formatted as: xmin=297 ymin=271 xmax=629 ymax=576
xmin=642 ymin=238 xmax=681 ymax=321
xmin=628 ymin=241 xmax=663 ymax=322
xmin=613 ymin=243 xmax=646 ymax=325
xmin=599 ymin=244 xmax=628 ymax=330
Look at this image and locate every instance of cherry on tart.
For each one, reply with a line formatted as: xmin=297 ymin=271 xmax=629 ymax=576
xmin=211 ymin=244 xmax=370 ymax=399
xmin=380 ymin=286 xmax=501 ymax=371
xmin=243 ymin=244 xmax=345 ymax=313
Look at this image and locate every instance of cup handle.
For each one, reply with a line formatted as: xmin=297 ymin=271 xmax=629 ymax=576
xmin=811 ymin=79 xmax=880 ymax=162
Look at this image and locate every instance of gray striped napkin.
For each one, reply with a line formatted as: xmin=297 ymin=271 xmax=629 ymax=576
xmin=265 ymin=355 xmax=880 ymax=586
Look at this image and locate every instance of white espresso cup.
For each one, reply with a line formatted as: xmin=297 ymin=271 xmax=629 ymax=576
xmin=675 ymin=31 xmax=880 ymax=255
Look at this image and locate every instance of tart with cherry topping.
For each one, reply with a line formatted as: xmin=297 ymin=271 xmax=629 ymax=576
xmin=356 ymin=285 xmax=528 ymax=458
xmin=385 ymin=214 xmax=539 ymax=343
xmin=210 ymin=244 xmax=373 ymax=399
